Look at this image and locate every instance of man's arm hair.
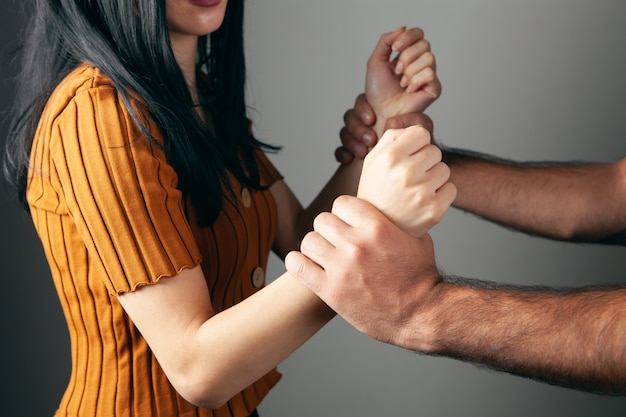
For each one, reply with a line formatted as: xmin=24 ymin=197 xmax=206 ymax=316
xmin=439 ymin=145 xmax=626 ymax=245
xmin=419 ymin=275 xmax=626 ymax=395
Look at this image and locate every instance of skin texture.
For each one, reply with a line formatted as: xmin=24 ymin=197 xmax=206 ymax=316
xmin=117 ymin=5 xmax=444 ymax=407
xmin=365 ymin=27 xmax=440 ymax=138
xmin=166 ymin=0 xmax=229 ymax=103
xmin=356 ymin=126 xmax=456 ymax=238
xmin=287 ymin=93 xmax=626 ymax=395
xmin=341 ymin=94 xmax=626 ymax=244
xmin=286 ymin=125 xmax=455 ymax=344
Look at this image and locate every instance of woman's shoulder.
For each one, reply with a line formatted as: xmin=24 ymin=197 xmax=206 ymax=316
xmin=39 ymin=63 xmax=158 ymax=150
xmin=53 ymin=63 xmax=117 ymax=101
xmin=44 ymin=63 xmax=152 ymax=133
xmin=42 ymin=63 xmax=122 ymax=124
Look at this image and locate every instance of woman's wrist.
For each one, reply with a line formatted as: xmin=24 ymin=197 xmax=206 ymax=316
xmin=371 ymin=113 xmax=388 ymax=139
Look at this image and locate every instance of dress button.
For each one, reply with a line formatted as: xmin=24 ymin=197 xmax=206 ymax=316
xmin=241 ymin=187 xmax=252 ymax=208
xmin=251 ymin=266 xmax=265 ymax=288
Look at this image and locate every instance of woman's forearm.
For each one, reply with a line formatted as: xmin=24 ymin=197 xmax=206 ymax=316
xmin=301 ymin=159 xmax=363 ymax=228
xmin=272 ymin=159 xmax=363 ymax=258
xmin=177 ymin=272 xmax=335 ymax=408
xmin=119 ymin=267 xmax=335 ymax=409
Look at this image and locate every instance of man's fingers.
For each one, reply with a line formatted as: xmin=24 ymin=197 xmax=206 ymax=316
xmin=339 ymin=126 xmax=368 ymax=159
xmin=353 ymin=93 xmax=377 ymax=127
xmin=299 ymin=230 xmax=335 ymax=267
xmin=331 ymin=195 xmax=388 ymax=229
xmin=312 ymin=211 xmax=352 ymax=249
xmin=334 ymin=146 xmax=355 ymax=165
xmin=385 ymin=113 xmax=434 ymax=136
xmin=343 ymin=108 xmax=376 ymax=149
xmin=284 ymin=250 xmax=326 ymax=294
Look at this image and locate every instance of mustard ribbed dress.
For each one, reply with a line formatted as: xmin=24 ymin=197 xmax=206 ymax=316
xmin=27 ymin=64 xmax=282 ymax=417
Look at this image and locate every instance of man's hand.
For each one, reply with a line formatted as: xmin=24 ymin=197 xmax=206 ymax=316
xmin=287 ymin=126 xmax=455 ymax=346
xmin=285 ymin=196 xmax=443 ymax=347
xmin=336 ymin=93 xmax=433 ymax=164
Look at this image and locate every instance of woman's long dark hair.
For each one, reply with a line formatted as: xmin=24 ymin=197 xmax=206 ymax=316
xmin=3 ymin=0 xmax=277 ymax=226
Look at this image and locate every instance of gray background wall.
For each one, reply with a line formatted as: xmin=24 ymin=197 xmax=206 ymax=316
xmin=1 ymin=0 xmax=625 ymax=416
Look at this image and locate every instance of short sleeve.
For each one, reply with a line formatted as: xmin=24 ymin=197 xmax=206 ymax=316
xmin=50 ymin=84 xmax=202 ymax=294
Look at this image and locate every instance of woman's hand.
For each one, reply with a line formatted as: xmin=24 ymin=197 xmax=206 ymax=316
xmin=366 ymin=27 xmax=441 ymax=137
xmin=357 ymin=125 xmax=456 ymax=238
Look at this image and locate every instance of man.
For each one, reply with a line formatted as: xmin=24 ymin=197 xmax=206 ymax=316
xmin=285 ymin=94 xmax=626 ymax=395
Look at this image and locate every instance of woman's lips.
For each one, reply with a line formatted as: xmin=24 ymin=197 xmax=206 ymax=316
xmin=188 ymin=0 xmax=221 ymax=7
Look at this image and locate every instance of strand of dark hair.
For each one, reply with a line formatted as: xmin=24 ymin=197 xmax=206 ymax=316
xmin=2 ymin=0 xmax=279 ymax=226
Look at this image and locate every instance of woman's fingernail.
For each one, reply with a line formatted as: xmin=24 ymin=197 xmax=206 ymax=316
xmin=395 ymin=61 xmax=404 ymax=75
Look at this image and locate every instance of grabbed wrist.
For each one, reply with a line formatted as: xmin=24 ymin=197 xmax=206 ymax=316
xmin=371 ymin=119 xmax=387 ymax=140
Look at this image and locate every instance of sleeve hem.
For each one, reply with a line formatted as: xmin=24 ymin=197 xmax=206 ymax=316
xmin=111 ymin=256 xmax=203 ymax=296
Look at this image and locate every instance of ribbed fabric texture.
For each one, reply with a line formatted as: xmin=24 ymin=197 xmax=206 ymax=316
xmin=27 ymin=64 xmax=282 ymax=417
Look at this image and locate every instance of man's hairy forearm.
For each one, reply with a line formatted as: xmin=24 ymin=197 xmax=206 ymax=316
xmin=441 ymin=147 xmax=626 ymax=244
xmin=418 ymin=278 xmax=626 ymax=394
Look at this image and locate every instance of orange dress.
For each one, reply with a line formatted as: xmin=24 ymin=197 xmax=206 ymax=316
xmin=27 ymin=64 xmax=282 ymax=417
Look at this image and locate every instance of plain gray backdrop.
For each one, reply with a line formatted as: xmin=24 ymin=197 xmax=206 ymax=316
xmin=1 ymin=0 xmax=625 ymax=416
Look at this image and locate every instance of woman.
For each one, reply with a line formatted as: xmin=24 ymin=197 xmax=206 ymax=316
xmin=3 ymin=0 xmax=446 ymax=416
